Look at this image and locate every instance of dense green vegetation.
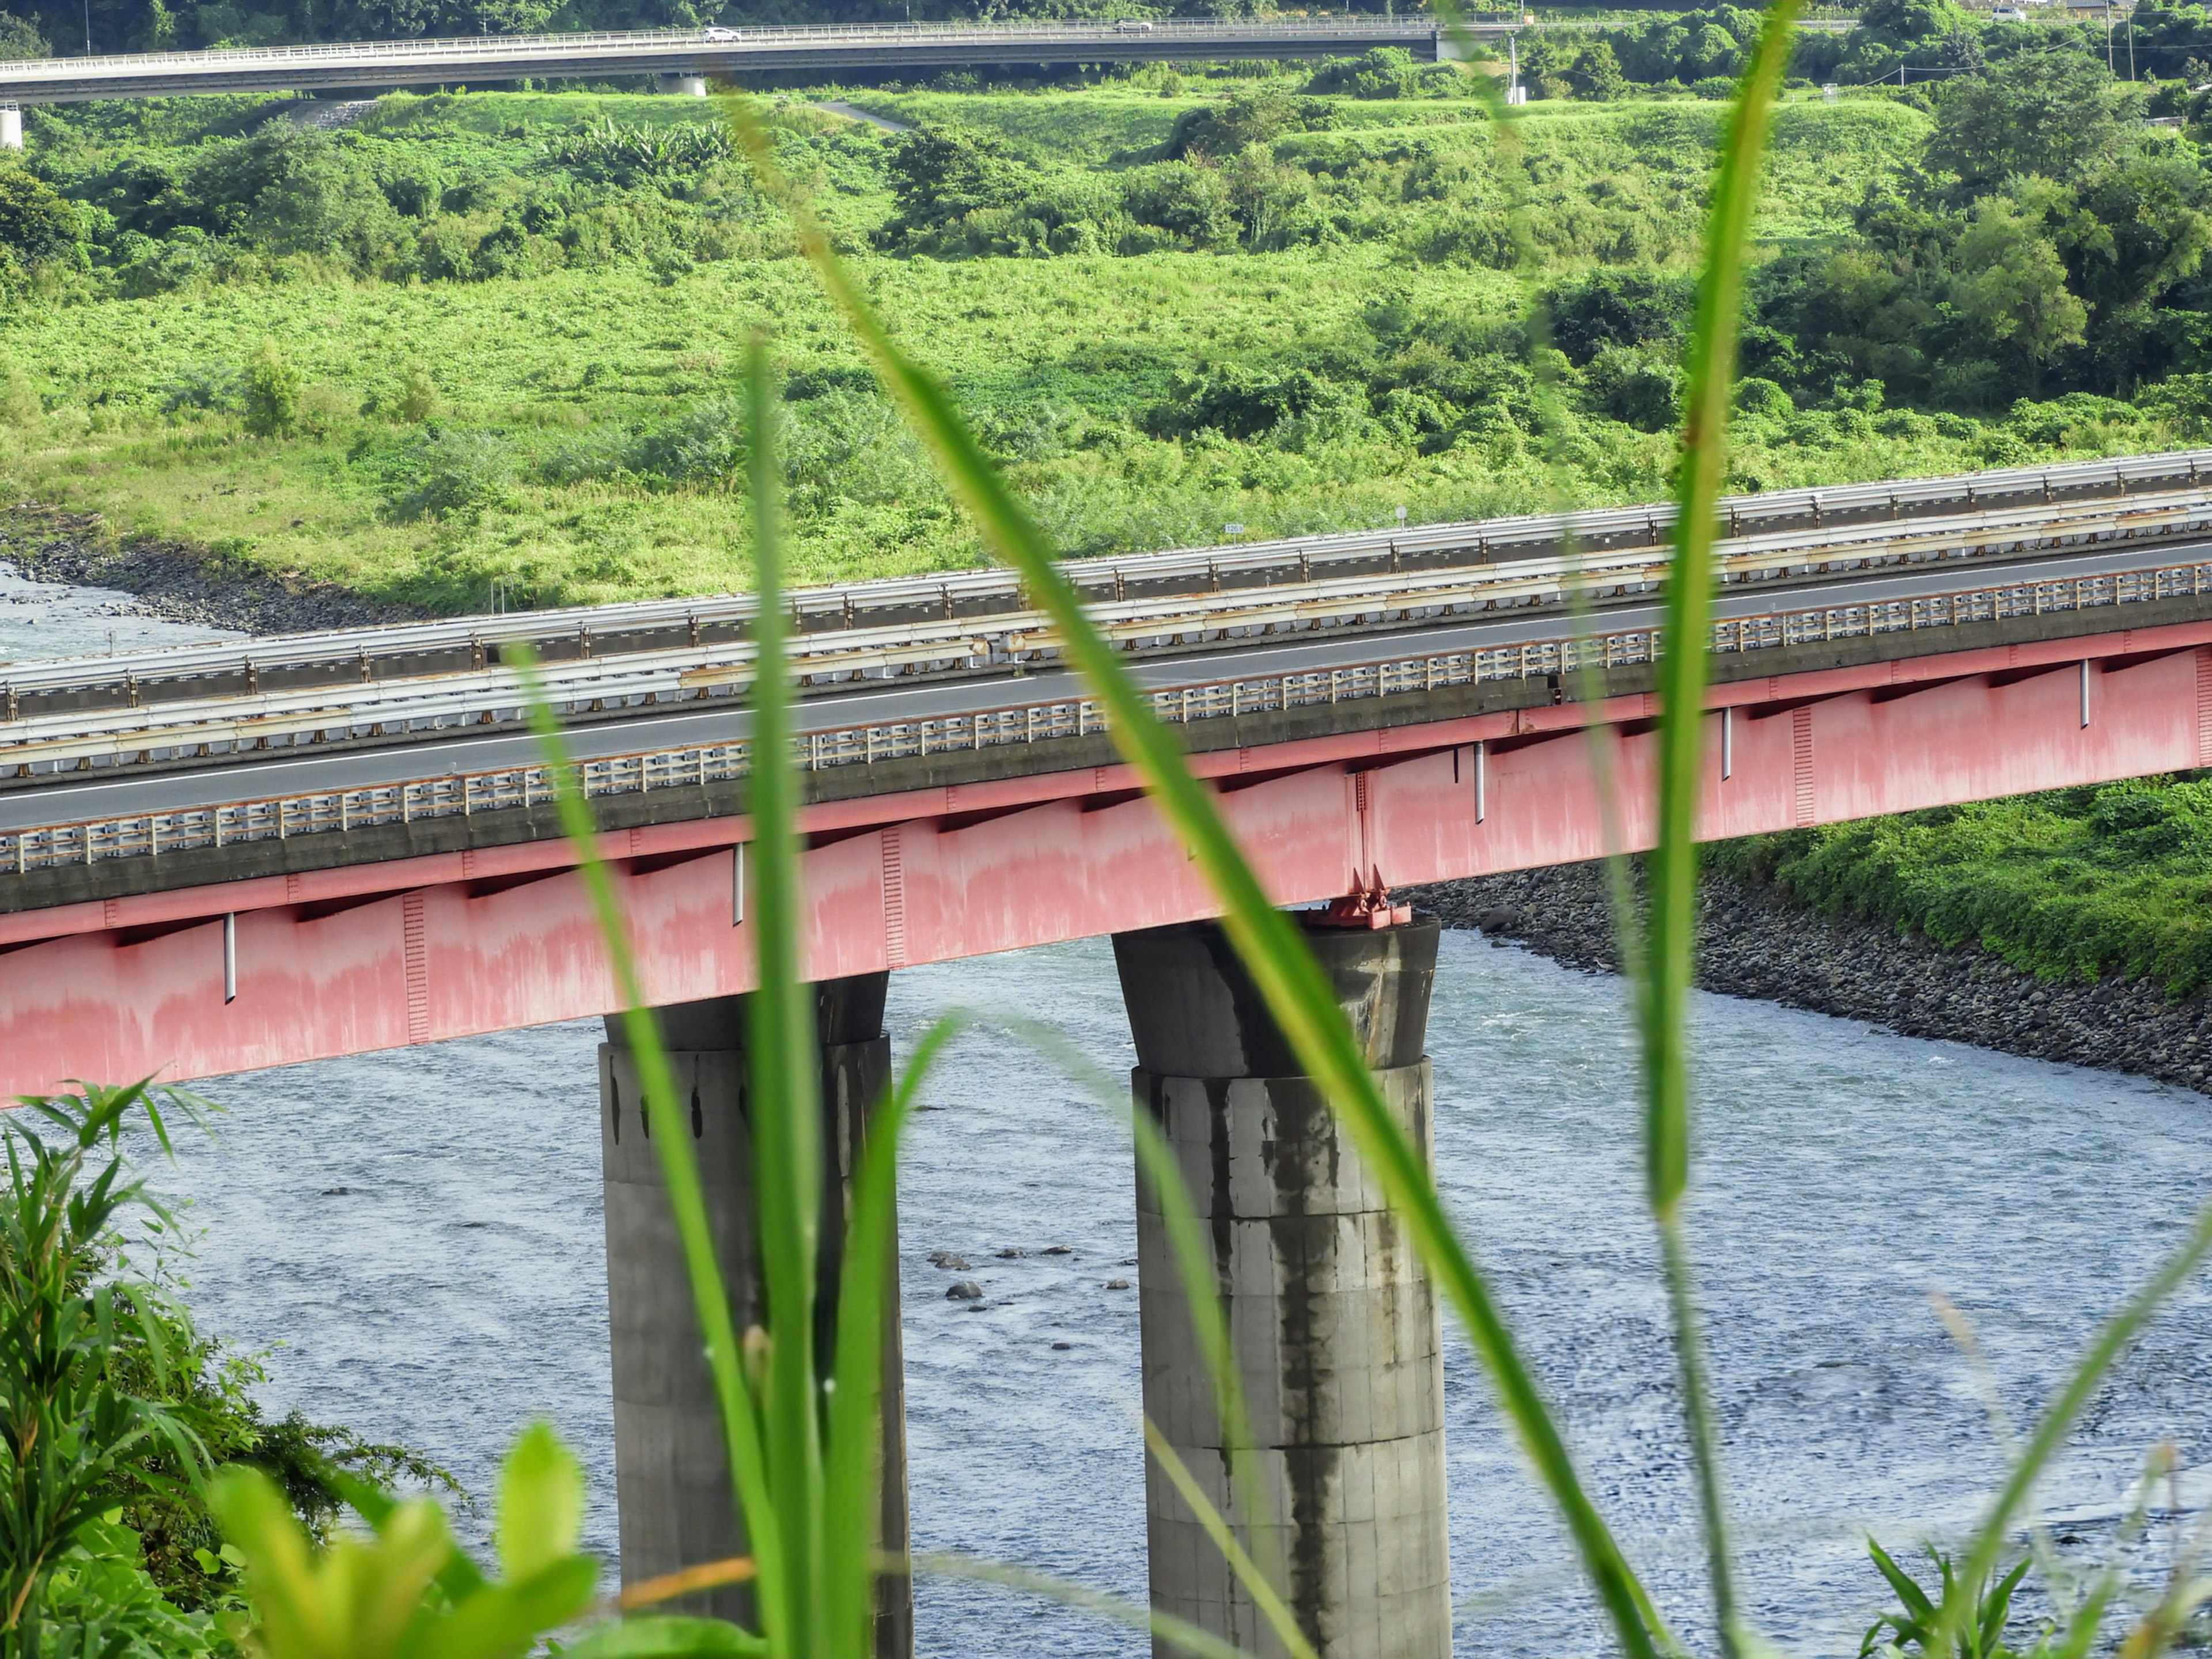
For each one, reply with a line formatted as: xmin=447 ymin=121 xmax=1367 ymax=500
xmin=1714 ymin=778 xmax=2212 ymax=996
xmin=0 ymin=1086 xmax=450 ymax=1659
xmin=1 ymin=20 xmax=2206 ymax=611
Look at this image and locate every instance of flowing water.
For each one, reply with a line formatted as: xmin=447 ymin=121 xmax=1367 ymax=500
xmin=9 ymin=574 xmax=2211 ymax=1656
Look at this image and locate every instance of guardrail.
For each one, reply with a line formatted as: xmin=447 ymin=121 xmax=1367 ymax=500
xmin=0 ymin=17 xmax=1455 ymax=99
xmin=7 ymin=554 xmax=2206 ymax=880
xmin=11 ymin=478 xmax=2212 ymax=778
xmin=10 ymin=449 xmax=2208 ymax=715
xmin=0 ymin=17 xmax=1437 ymax=75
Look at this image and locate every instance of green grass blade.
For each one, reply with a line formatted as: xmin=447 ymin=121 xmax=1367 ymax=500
xmin=736 ymin=335 xmax=823 ymax=1653
xmin=1639 ymin=9 xmax=1800 ymax=1653
xmin=823 ymin=1013 xmax=963 ymax=1659
xmin=725 ymin=100 xmax=1669 ymax=1659
xmin=1142 ymin=1421 xmax=1319 ymax=1659
xmin=1928 ymin=1196 xmax=2212 ymax=1658
xmin=914 ymin=1552 xmax=1259 ymax=1659
xmin=997 ymin=1013 xmax=1291 ymax=1643
xmin=506 ymin=644 xmax=782 ymax=1630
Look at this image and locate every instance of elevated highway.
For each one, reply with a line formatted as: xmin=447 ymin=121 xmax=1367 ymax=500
xmin=0 ymin=14 xmax=1856 ymax=109
xmin=5 ymin=449 xmax=2212 ymax=1094
xmin=0 ymin=17 xmax=1458 ymax=105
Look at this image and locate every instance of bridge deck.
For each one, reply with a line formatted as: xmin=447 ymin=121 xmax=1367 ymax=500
xmin=0 ymin=18 xmax=1452 ymax=103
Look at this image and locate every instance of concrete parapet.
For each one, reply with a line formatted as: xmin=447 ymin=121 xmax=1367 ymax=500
xmin=1113 ymin=918 xmax=1449 ymax=1659
xmin=599 ymin=978 xmax=910 ymax=1656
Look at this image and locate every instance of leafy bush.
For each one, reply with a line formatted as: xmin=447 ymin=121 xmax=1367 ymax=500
xmin=544 ymin=117 xmax=733 ymax=185
xmin=1301 ymin=47 xmax=1472 ymax=101
xmin=0 ymin=7 xmax=45 ymax=58
xmin=383 ymin=426 xmax=518 ymax=520
xmin=1164 ymin=86 xmax=1336 ymax=157
xmin=1710 ymin=777 xmax=2212 ymax=994
xmin=0 ymin=165 xmax=82 ymax=266
xmin=241 ymin=339 xmax=301 ymax=437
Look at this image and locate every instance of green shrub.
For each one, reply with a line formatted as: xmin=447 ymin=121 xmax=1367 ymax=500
xmin=397 ymin=365 xmax=440 ymax=424
xmin=0 ymin=365 xmax=39 ymax=426
xmin=0 ymin=164 xmax=81 ymax=266
xmin=241 ymin=338 xmax=301 ymax=437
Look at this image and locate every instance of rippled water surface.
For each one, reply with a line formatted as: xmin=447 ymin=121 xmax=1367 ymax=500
xmin=148 ymin=939 xmax=2212 ymax=1658
xmin=14 ymin=587 xmax=2211 ymax=1656
xmin=0 ymin=559 xmax=239 ymax=661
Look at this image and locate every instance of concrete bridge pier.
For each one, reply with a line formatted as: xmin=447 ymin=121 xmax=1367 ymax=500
xmin=1113 ymin=916 xmax=1450 ymax=1659
xmin=654 ymin=71 xmax=707 ymax=96
xmin=1 ymin=105 xmax=21 ymax=150
xmin=599 ymin=975 xmax=911 ymax=1657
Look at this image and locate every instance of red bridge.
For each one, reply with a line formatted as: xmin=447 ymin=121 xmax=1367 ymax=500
xmin=7 ymin=452 xmax=2212 ymax=1658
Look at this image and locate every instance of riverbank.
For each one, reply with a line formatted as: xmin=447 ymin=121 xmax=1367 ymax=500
xmin=1408 ymin=864 xmax=2212 ymax=1098
xmin=0 ymin=505 xmax=418 ymax=638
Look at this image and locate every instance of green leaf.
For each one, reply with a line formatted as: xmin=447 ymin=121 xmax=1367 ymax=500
xmin=211 ymin=1467 xmax=452 ymax=1659
xmin=419 ymin=1558 xmax=599 ymax=1659
xmin=1868 ymin=1537 xmax=1937 ymax=1625
xmin=562 ymin=1616 xmax=768 ymax=1659
xmin=821 ymin=1014 xmax=961 ymax=1658
xmin=494 ymin=1423 xmax=585 ymax=1585
xmin=726 ymin=88 xmax=1676 ymax=1659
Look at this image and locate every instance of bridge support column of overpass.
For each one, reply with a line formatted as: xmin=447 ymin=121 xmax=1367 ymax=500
xmin=654 ymin=72 xmax=707 ymax=96
xmin=1 ymin=107 xmax=21 ymax=150
xmin=599 ymin=975 xmax=912 ymax=1658
xmin=1112 ymin=916 xmax=1449 ymax=1659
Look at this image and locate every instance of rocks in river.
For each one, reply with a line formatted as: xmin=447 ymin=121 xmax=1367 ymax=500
xmin=945 ymin=1280 xmax=984 ymax=1301
xmin=1405 ymin=865 xmax=2212 ymax=1098
xmin=995 ymin=1247 xmax=1023 ymax=1258
xmin=1104 ymin=1278 xmax=1130 ymax=1290
xmin=1051 ymin=1341 xmax=1073 ymax=1350
xmin=321 ymin=1186 xmax=351 ymax=1196
xmin=927 ymin=1251 xmax=970 ymax=1271
xmin=1041 ymin=1245 xmax=1072 ymax=1255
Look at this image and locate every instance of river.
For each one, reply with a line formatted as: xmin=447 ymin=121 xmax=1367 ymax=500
xmin=7 ymin=563 xmax=2209 ymax=1656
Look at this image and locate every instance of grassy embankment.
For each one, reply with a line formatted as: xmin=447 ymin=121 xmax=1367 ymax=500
xmin=0 ymin=84 xmax=2176 ymax=611
xmin=1715 ymin=781 xmax=2212 ymax=996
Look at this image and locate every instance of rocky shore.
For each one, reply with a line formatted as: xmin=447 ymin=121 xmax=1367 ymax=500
xmin=1408 ymin=864 xmax=2212 ymax=1097
xmin=1 ymin=505 xmax=419 ymax=637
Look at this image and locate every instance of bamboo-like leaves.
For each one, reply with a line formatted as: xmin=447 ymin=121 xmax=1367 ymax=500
xmin=724 ymin=89 xmax=1671 ymax=1659
xmin=1637 ymin=10 xmax=1799 ymax=1655
xmin=507 ymin=641 xmax=781 ymax=1646
xmin=736 ymin=335 xmax=830 ymax=1655
xmin=821 ymin=1013 xmax=961 ymax=1658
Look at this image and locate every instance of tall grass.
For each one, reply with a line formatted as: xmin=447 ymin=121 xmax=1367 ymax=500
xmin=197 ymin=5 xmax=2212 ymax=1657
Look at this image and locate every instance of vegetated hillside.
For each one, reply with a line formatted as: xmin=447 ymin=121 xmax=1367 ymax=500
xmin=1713 ymin=780 xmax=2212 ymax=997
xmin=3 ymin=29 xmax=2206 ymax=613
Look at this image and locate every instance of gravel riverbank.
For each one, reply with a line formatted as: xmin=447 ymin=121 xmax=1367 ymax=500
xmin=1408 ymin=864 xmax=2212 ymax=1097
xmin=1 ymin=505 xmax=418 ymax=637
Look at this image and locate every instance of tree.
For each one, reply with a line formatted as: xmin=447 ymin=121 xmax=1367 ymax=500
xmin=0 ymin=168 xmax=79 ymax=267
xmin=0 ymin=11 xmax=45 ymax=58
xmin=243 ymin=339 xmax=302 ymax=437
xmin=878 ymin=127 xmax=1032 ymax=249
xmin=1951 ymin=193 xmax=2088 ymax=393
xmin=1923 ymin=49 xmax=2138 ymax=197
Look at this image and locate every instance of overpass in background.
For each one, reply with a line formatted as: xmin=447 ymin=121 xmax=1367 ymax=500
xmin=7 ymin=449 xmax=2212 ymax=1659
xmin=0 ymin=16 xmax=1468 ymax=106
xmin=0 ymin=12 xmax=1858 ymax=122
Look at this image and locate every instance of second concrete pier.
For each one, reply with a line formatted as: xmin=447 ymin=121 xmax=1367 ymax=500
xmin=1113 ymin=916 xmax=1450 ymax=1659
